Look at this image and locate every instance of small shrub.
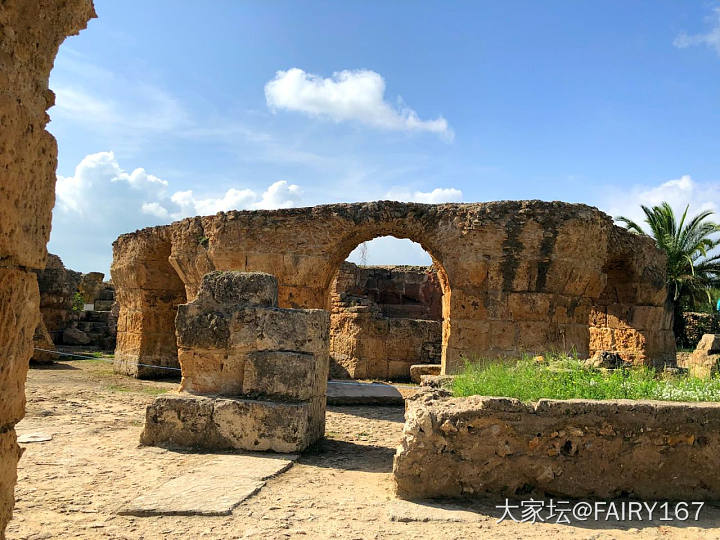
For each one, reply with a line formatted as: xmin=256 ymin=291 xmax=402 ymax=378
xmin=71 ymin=292 xmax=85 ymax=312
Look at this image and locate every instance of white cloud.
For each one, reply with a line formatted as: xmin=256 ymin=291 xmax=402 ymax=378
xmin=265 ymin=68 xmax=453 ymax=140
xmin=253 ymin=180 xmax=303 ymax=210
xmin=602 ymin=174 xmax=720 ymax=226
xmin=50 ymin=152 xmax=303 ymax=274
xmin=384 ymin=186 xmax=463 ymax=203
xmin=674 ymin=7 xmax=720 ymax=56
xmin=141 ymin=202 xmax=169 ymax=218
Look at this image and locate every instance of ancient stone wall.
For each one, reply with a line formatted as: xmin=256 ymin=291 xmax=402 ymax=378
xmin=141 ymin=271 xmax=328 ymax=452
xmin=33 ymin=254 xmax=81 ymax=340
xmin=31 ymin=253 xmax=117 ymax=353
xmin=330 ymin=262 xmax=442 ymax=320
xmin=113 ymin=201 xmax=675 ymax=378
xmin=679 ymin=312 xmax=720 ymax=349
xmin=0 ymin=1 xmax=95 ymax=535
xmin=394 ymin=388 xmax=720 ymax=500
xmin=329 ymin=262 xmax=442 ymax=379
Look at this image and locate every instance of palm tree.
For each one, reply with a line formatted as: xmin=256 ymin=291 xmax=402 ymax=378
xmin=617 ymin=203 xmax=720 ymax=337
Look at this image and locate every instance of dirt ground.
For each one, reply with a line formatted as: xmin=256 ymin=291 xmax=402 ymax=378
xmin=6 ymin=360 xmax=720 ymax=539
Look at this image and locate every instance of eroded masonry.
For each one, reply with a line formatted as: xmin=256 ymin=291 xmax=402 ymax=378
xmin=1 ymin=1 xmax=96 ymax=534
xmin=111 ymin=200 xmax=675 ymax=378
xmin=141 ymin=271 xmax=328 ymax=452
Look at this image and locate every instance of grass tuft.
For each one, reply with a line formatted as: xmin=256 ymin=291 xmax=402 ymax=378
xmin=452 ymin=355 xmax=720 ymax=402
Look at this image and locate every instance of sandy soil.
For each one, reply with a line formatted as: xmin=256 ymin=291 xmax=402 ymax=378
xmin=6 ymin=359 xmax=720 ymax=539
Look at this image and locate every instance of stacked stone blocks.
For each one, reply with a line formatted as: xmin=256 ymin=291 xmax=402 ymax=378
xmin=141 ymin=271 xmax=329 ymax=453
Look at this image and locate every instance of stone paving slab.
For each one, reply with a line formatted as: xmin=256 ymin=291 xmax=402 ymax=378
xmin=387 ymin=500 xmax=485 ymax=522
xmin=119 ymin=453 xmax=297 ymax=516
xmin=327 ymin=380 xmax=404 ymax=405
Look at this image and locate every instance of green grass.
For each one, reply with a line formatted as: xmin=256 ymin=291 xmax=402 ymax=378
xmin=452 ymin=355 xmax=720 ymax=402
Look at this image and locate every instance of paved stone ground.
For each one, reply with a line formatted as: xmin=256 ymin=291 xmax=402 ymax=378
xmin=326 ymin=380 xmax=405 ymax=405
xmin=6 ymin=360 xmax=720 ymax=539
xmin=119 ymin=454 xmax=297 ymax=516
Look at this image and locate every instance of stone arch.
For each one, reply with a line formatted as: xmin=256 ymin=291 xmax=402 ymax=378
xmin=110 ymin=201 xmax=675 ymax=379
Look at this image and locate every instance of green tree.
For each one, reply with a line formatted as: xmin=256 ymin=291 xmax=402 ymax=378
xmin=617 ymin=203 xmax=720 ymax=339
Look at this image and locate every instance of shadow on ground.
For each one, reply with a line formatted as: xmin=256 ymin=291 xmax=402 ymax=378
xmin=301 ymin=438 xmax=396 ymax=473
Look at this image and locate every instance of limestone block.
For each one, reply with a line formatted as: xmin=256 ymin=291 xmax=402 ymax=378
xmin=178 ymin=348 xmax=238 ymax=395
xmin=178 ymin=303 xmax=329 ymax=394
xmin=0 ymin=431 xmax=22 ymax=535
xmin=410 ymin=364 xmax=441 ymax=384
xmin=141 ymin=394 xmax=324 ymax=452
xmin=195 ymin=271 xmax=278 ymax=308
xmin=508 ymin=293 xmax=551 ymax=322
xmin=63 ymin=326 xmax=91 ymax=345
xmin=31 ymin=320 xmax=56 ymax=364
xmin=687 ymin=334 xmax=720 ymax=379
xmin=243 ymin=351 xmax=323 ymax=401
xmin=229 ymin=307 xmax=329 ymax=355
xmin=213 ymin=396 xmax=325 ymax=452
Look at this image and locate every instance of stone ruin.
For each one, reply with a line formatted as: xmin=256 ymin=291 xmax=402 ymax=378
xmin=30 ymin=253 xmax=117 ymax=363
xmin=0 ymin=1 xmax=686 ymax=532
xmin=394 ymin=387 xmax=720 ymax=501
xmin=329 ymin=262 xmax=442 ymax=380
xmin=682 ymin=334 xmax=720 ymax=378
xmin=141 ymin=271 xmax=328 ymax=452
xmin=111 ymin=200 xmax=676 ymax=379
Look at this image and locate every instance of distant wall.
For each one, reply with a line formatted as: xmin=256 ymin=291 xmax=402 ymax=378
xmin=329 ymin=262 xmax=442 ymax=379
xmin=33 ymin=254 xmax=116 ymax=351
xmin=678 ymin=312 xmax=720 ymax=349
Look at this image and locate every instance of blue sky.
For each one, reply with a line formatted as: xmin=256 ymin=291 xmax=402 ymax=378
xmin=48 ymin=1 xmax=720 ymax=275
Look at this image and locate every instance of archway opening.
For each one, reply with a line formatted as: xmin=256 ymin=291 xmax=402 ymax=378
xmin=326 ymin=236 xmax=449 ymax=381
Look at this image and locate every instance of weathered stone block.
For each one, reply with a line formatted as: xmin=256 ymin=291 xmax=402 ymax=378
xmin=144 ymin=271 xmax=329 ymax=453
xmin=0 ymin=268 xmax=39 ymax=428
xmin=409 ymin=364 xmax=441 ymax=384
xmin=195 ymin=271 xmax=278 ymax=308
xmin=141 ymin=393 xmax=324 ymax=453
xmin=213 ymin=396 xmax=325 ymax=452
xmin=686 ymin=334 xmax=720 ymax=379
xmin=31 ymin=319 xmax=56 ymax=364
xmin=243 ymin=351 xmax=322 ymax=401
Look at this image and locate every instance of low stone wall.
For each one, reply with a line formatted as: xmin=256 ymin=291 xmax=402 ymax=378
xmin=393 ymin=389 xmax=720 ymax=501
xmin=140 ymin=271 xmax=329 ymax=453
